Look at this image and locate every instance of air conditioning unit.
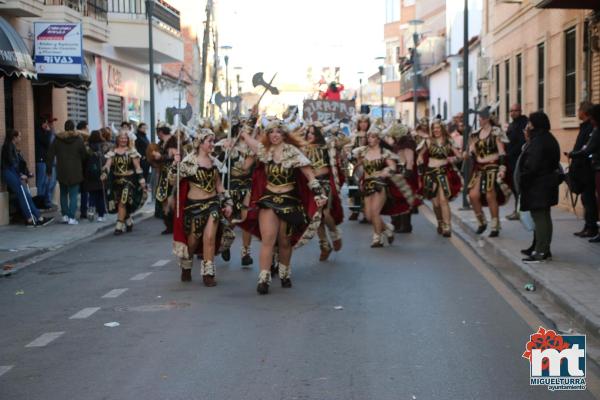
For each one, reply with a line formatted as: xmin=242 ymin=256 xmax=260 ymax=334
xmin=477 ymin=57 xmax=492 ymax=81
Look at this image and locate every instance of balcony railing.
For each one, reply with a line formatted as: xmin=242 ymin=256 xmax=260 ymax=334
xmin=400 ymin=67 xmax=428 ymax=100
xmin=108 ymin=0 xmax=180 ymax=32
xmin=44 ymin=0 xmax=108 ymax=21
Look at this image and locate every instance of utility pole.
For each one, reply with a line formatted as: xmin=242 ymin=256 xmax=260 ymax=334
xmin=409 ymin=19 xmax=423 ymax=127
xmin=461 ymin=0 xmax=471 ymax=209
xmin=198 ymin=0 xmax=213 ymax=118
xmin=146 ymin=0 xmax=156 ymax=142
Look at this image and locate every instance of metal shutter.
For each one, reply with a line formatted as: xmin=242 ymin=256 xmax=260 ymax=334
xmin=107 ymin=95 xmax=123 ymax=126
xmin=66 ymin=88 xmax=88 ymax=124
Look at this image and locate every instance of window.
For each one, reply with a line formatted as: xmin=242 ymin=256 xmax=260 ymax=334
xmin=537 ymin=43 xmax=545 ymax=111
xmin=443 ymin=101 xmax=448 ymax=120
xmin=107 ymin=95 xmax=124 ymax=126
xmin=437 ymin=98 xmax=441 ymax=117
xmin=495 ymin=64 xmax=500 ymax=104
xmin=505 ymin=60 xmax=510 ymax=122
xmin=385 ymin=0 xmax=400 ymax=23
xmin=565 ymin=27 xmax=577 ymax=117
xmin=66 ymin=88 xmax=88 ymax=125
xmin=516 ymin=54 xmax=522 ymax=107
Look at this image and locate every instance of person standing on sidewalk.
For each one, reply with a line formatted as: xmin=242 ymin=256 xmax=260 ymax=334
xmin=569 ymin=104 xmax=600 ymax=243
xmin=569 ymin=102 xmax=597 ymax=239
xmin=77 ymin=121 xmax=90 ymax=220
xmin=34 ymin=116 xmax=57 ymax=209
xmin=46 ymin=120 xmax=87 ymax=225
xmin=2 ymin=130 xmax=53 ymax=226
xmin=518 ymin=111 xmax=561 ymax=263
xmin=134 ymin=122 xmax=150 ymax=182
xmin=83 ymin=130 xmax=108 ymax=222
xmin=505 ymin=104 xmax=528 ymax=221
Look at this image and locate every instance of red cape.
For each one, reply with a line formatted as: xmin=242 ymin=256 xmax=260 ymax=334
xmin=239 ymin=163 xmax=320 ymax=247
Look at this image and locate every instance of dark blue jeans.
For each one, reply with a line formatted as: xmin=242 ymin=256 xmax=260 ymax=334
xmin=2 ymin=168 xmax=40 ymax=221
xmin=59 ymin=183 xmax=79 ymax=219
xmin=88 ymin=190 xmax=106 ymax=217
xmin=80 ymin=189 xmax=89 ymax=216
xmin=35 ymin=162 xmax=57 ymax=207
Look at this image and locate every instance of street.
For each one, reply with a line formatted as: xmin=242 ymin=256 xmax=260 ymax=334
xmin=0 ymin=214 xmax=596 ymax=400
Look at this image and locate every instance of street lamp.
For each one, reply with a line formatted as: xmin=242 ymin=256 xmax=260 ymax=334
xmin=234 ymin=66 xmax=243 ymax=95
xmin=220 ymin=45 xmax=232 ymax=117
xmin=409 ymin=19 xmax=424 ymax=127
xmin=375 ymin=56 xmax=385 ymax=119
xmin=146 ymin=0 xmax=156 ymax=142
xmin=357 ymin=71 xmax=364 ymax=109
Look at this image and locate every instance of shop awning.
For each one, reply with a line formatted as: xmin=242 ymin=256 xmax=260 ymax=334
xmin=0 ymin=17 xmax=36 ymax=79
xmin=534 ymin=0 xmax=599 ymax=9
xmin=33 ymin=61 xmax=91 ymax=90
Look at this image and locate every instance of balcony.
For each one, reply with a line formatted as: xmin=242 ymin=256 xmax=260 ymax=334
xmin=0 ymin=0 xmax=44 ymax=17
xmin=43 ymin=0 xmax=109 ymax=42
xmin=107 ymin=0 xmax=183 ymax=64
xmin=398 ymin=67 xmax=429 ymax=102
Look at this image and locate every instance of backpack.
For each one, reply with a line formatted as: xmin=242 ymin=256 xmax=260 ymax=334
xmin=86 ymin=150 xmax=103 ymax=181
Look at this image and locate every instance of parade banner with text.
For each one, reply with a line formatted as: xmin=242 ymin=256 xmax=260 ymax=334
xmin=303 ymin=100 xmax=356 ymax=123
xmin=34 ymin=22 xmax=82 ymax=75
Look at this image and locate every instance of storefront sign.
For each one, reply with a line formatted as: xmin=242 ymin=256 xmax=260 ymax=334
xmin=104 ymin=62 xmax=149 ymax=101
xmin=303 ymin=100 xmax=356 ymax=122
xmin=34 ymin=23 xmax=82 ymax=75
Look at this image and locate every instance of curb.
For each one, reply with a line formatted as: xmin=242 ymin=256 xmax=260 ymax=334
xmin=1 ymin=209 xmax=155 ymax=278
xmin=449 ymin=207 xmax=600 ymax=340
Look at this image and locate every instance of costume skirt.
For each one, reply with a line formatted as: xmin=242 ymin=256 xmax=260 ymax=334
xmin=229 ymin=173 xmax=252 ymax=220
xmin=257 ymin=189 xmax=308 ymax=233
xmin=423 ymin=165 xmax=462 ymax=200
xmin=467 ymin=162 xmax=511 ymax=206
xmin=107 ymin=175 xmax=146 ymax=214
xmin=183 ymin=197 xmax=221 ymax=238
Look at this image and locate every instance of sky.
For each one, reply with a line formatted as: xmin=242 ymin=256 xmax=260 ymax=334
xmin=216 ymin=0 xmax=386 ymax=95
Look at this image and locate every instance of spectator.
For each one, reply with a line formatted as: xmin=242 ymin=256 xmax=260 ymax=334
xmin=135 ymin=122 xmax=150 ymax=181
xmin=77 ymin=121 xmax=90 ymax=219
xmin=83 ymin=130 xmax=107 ymax=222
xmin=570 ymin=104 xmax=600 ymax=243
xmin=570 ymin=101 xmax=597 ymax=238
xmin=1 ymin=130 xmax=53 ymax=226
xmin=46 ymin=120 xmax=87 ymax=225
xmin=519 ymin=111 xmax=561 ymax=263
xmin=449 ymin=115 xmax=464 ymax=153
xmin=323 ymin=82 xmax=344 ymax=101
xmin=506 ymin=104 xmax=529 ymax=220
xmin=34 ymin=116 xmax=57 ymax=209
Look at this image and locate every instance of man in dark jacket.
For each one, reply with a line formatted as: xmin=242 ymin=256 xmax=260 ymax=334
xmin=46 ymin=120 xmax=87 ymax=225
xmin=506 ymin=104 xmax=528 ymax=220
xmin=34 ymin=116 xmax=57 ymax=209
xmin=519 ymin=111 xmax=561 ymax=263
xmin=571 ymin=102 xmax=597 ymax=238
xmin=135 ymin=123 xmax=150 ymax=181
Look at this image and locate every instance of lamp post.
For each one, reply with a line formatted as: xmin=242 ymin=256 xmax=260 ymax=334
xmin=357 ymin=71 xmax=364 ymax=109
xmin=146 ymin=0 xmax=156 ymax=142
xmin=375 ymin=56 xmax=385 ymax=119
xmin=409 ymin=19 xmax=424 ymax=127
xmin=461 ymin=0 xmax=471 ymax=209
xmin=220 ymin=45 xmax=232 ymax=117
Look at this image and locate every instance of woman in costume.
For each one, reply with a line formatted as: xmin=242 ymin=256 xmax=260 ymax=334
xmin=467 ymin=107 xmax=511 ymax=237
xmin=240 ymin=120 xmax=327 ymax=295
xmin=170 ymin=128 xmax=233 ymax=286
xmin=303 ymin=122 xmax=344 ymax=261
xmin=102 ymin=131 xmax=147 ymax=235
xmin=346 ymin=114 xmax=370 ymax=221
xmin=353 ymin=124 xmax=417 ymax=248
xmin=417 ymin=119 xmax=463 ymax=237
xmin=222 ymin=120 xmax=257 ymax=267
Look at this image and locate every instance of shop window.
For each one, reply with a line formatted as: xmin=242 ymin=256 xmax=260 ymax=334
xmin=565 ymin=27 xmax=577 ymax=117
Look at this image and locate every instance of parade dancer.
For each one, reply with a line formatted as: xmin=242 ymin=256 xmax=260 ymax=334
xmin=386 ymin=122 xmax=420 ymax=233
xmin=171 ymin=128 xmax=234 ymax=286
xmin=223 ymin=120 xmax=257 ymax=267
xmin=417 ymin=119 xmax=463 ymax=237
xmin=303 ymin=122 xmax=344 ymax=261
xmin=353 ymin=124 xmax=417 ymax=248
xmin=152 ymin=126 xmax=178 ymax=234
xmin=240 ymin=120 xmax=327 ymax=295
xmin=102 ymin=131 xmax=147 ymax=235
xmin=347 ymin=114 xmax=370 ymax=221
xmin=467 ymin=107 xmax=511 ymax=237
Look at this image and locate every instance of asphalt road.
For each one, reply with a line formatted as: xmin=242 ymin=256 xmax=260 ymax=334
xmin=0 ymin=213 xmax=596 ymax=400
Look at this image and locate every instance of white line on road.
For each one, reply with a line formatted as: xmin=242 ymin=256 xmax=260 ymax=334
xmin=0 ymin=366 xmax=13 ymax=377
xmin=152 ymin=259 xmax=170 ymax=267
xmin=69 ymin=307 xmax=101 ymax=319
xmin=102 ymin=288 xmax=128 ymax=298
xmin=130 ymin=272 xmax=153 ymax=281
xmin=25 ymin=332 xmax=65 ymax=348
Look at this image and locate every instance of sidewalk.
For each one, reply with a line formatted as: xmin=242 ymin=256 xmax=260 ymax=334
xmin=0 ymin=203 xmax=155 ymax=277
xmin=449 ymin=200 xmax=600 ymax=338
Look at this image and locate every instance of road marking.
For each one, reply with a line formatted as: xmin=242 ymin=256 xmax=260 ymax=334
xmin=421 ymin=206 xmax=600 ymax=399
xmin=0 ymin=366 xmax=13 ymax=377
xmin=152 ymin=259 xmax=170 ymax=267
xmin=130 ymin=272 xmax=152 ymax=281
xmin=25 ymin=332 xmax=65 ymax=348
xmin=69 ymin=307 xmax=100 ymax=319
xmin=102 ymin=288 xmax=128 ymax=298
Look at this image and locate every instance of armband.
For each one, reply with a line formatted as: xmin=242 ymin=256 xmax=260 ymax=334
xmin=308 ymin=179 xmax=324 ymax=196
